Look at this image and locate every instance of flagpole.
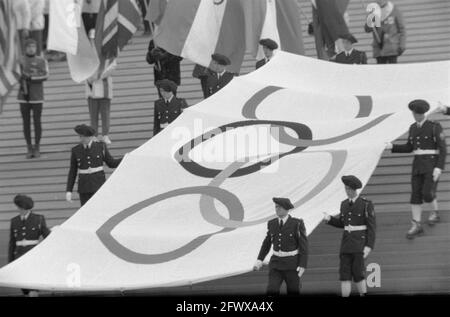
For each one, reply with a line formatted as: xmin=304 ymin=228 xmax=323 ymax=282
xmin=148 ymin=22 xmax=162 ymax=72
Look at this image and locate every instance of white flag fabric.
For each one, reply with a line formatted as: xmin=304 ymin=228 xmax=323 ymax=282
xmin=48 ymin=0 xmax=99 ymax=83
xmin=0 ymin=52 xmax=449 ymax=291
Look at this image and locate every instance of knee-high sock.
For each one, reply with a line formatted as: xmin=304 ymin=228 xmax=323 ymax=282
xmin=341 ymin=281 xmax=352 ymax=297
xmin=355 ymin=280 xmax=367 ymax=295
xmin=411 ymin=204 xmax=422 ymax=222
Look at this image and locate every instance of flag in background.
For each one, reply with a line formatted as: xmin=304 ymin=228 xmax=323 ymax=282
xmin=312 ymin=0 xmax=350 ymax=60
xmin=94 ymin=0 xmax=141 ymax=77
xmin=153 ymin=0 xmax=304 ymax=74
xmin=0 ymin=0 xmax=21 ymax=113
xmin=145 ymin=0 xmax=167 ymax=26
xmin=48 ymin=0 xmax=100 ymax=83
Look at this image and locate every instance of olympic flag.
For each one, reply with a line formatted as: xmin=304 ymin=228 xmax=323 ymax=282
xmin=0 ymin=52 xmax=449 ymax=291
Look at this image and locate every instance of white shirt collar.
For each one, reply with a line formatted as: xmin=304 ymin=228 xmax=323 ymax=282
xmin=278 ymin=215 xmax=289 ymax=224
xmin=348 ymin=195 xmax=359 ymax=203
xmin=165 ymin=95 xmax=174 ymax=104
xmin=85 ymin=139 xmax=93 ymax=149
xmin=345 ymin=48 xmax=354 ymax=56
xmin=21 ymin=211 xmax=31 ymax=221
xmin=417 ymin=118 xmax=426 ymax=127
xmin=217 ymin=70 xmax=226 ymax=77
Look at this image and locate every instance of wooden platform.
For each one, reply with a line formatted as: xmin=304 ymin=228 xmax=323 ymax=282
xmin=0 ymin=0 xmax=449 ymax=296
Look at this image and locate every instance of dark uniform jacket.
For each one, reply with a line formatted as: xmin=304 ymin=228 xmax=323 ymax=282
xmin=257 ymin=216 xmax=308 ymax=270
xmin=205 ymin=70 xmax=234 ymax=98
xmin=146 ymin=40 xmax=182 ymax=85
xmin=446 ymin=107 xmax=450 ymax=116
xmin=9 ymin=212 xmax=50 ymax=263
xmin=153 ymin=97 xmax=188 ymax=135
xmin=334 ymin=49 xmax=367 ymax=64
xmin=66 ymin=141 xmax=122 ymax=194
xmin=327 ymin=197 xmax=376 ymax=254
xmin=18 ymin=55 xmax=49 ymax=103
xmin=392 ymin=120 xmax=447 ymax=174
xmin=255 ymin=58 xmax=269 ymax=69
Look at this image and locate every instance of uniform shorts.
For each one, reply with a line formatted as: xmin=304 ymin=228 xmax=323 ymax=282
xmin=411 ymin=173 xmax=439 ymax=204
xmin=339 ymin=252 xmax=365 ymax=282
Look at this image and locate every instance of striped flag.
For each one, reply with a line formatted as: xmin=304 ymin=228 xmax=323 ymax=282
xmin=95 ymin=0 xmax=141 ymax=64
xmin=153 ymin=0 xmax=304 ymax=74
xmin=0 ymin=0 xmax=20 ymax=113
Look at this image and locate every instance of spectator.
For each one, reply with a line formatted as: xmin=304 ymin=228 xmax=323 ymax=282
xmin=333 ymin=34 xmax=367 ymax=64
xmin=85 ymin=30 xmax=116 ymax=145
xmin=146 ymin=40 xmax=182 ymax=97
xmin=28 ymin=0 xmax=45 ymax=56
xmin=82 ymin=0 xmax=101 ymax=35
xmin=9 ymin=194 xmax=50 ymax=297
xmin=364 ymin=0 xmax=406 ymax=64
xmin=153 ymin=79 xmax=188 ymax=136
xmin=256 ymin=38 xmax=278 ymax=69
xmin=204 ymin=54 xmax=234 ymax=98
xmin=13 ymin=0 xmax=31 ymax=53
xmin=18 ymin=38 xmax=49 ymax=159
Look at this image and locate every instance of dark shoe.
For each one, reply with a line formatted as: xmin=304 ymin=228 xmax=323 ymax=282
xmin=26 ymin=145 xmax=33 ymax=159
xmin=428 ymin=211 xmax=440 ymax=226
xmin=406 ymin=220 xmax=424 ymax=239
xmin=33 ymin=144 xmax=40 ymax=158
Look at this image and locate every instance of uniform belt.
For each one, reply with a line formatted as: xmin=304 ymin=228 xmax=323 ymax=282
xmin=79 ymin=166 xmax=104 ymax=174
xmin=16 ymin=239 xmax=39 ymax=247
xmin=273 ymin=250 xmax=299 ymax=257
xmin=160 ymin=122 xmax=170 ymax=129
xmin=413 ymin=149 xmax=438 ymax=155
xmin=344 ymin=225 xmax=367 ymax=232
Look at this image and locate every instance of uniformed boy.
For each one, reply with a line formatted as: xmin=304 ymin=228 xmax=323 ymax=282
xmin=204 ymin=53 xmax=234 ymax=98
xmin=323 ymin=175 xmax=376 ymax=297
xmin=66 ymin=124 xmax=122 ymax=206
xmin=9 ymin=194 xmax=51 ymax=297
xmin=153 ymin=79 xmax=188 ymax=136
xmin=253 ymin=197 xmax=308 ymax=296
xmin=386 ymin=100 xmax=447 ymax=239
xmin=333 ymin=34 xmax=367 ymax=64
xmin=256 ymin=38 xmax=278 ymax=69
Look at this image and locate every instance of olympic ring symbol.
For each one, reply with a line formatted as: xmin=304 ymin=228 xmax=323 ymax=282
xmin=97 ymin=86 xmax=390 ymax=264
xmin=97 ymin=150 xmax=346 ymax=264
xmin=175 ymin=119 xmax=313 ymax=178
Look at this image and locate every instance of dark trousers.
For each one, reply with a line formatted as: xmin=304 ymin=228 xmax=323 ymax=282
xmin=200 ymin=78 xmax=208 ymax=99
xmin=411 ymin=172 xmax=439 ymax=204
xmin=138 ymin=0 xmax=151 ymax=32
xmin=82 ymin=13 xmax=98 ymax=34
xmin=376 ymin=56 xmax=398 ymax=64
xmin=29 ymin=29 xmax=43 ymax=56
xmin=79 ymin=192 xmax=95 ymax=206
xmin=340 ymin=253 xmax=365 ymax=282
xmin=20 ymin=103 xmax=42 ymax=145
xmin=88 ymin=98 xmax=111 ymax=136
xmin=267 ymin=269 xmax=300 ymax=296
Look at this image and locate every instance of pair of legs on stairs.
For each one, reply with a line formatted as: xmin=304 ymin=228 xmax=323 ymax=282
xmin=20 ymin=103 xmax=42 ymax=159
xmin=88 ymin=98 xmax=111 ymax=144
xmin=407 ymin=173 xmax=440 ymax=239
